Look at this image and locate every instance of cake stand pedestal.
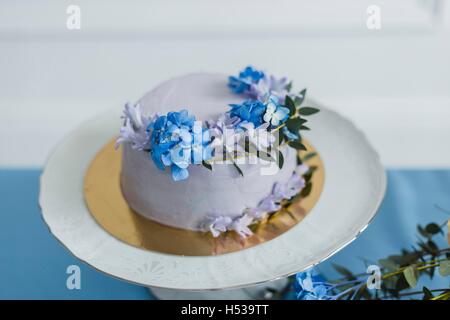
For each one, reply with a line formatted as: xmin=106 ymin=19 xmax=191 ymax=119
xmin=39 ymin=104 xmax=386 ymax=299
xmin=148 ymin=278 xmax=289 ymax=300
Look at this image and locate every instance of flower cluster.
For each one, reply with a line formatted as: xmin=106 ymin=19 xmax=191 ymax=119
xmin=228 ymin=66 xmax=265 ymax=95
xmin=228 ymin=66 xmax=290 ymax=103
xmin=295 ymin=269 xmax=334 ymax=300
xmin=227 ymin=66 xmax=291 ymax=131
xmin=149 ymin=110 xmax=213 ymax=181
xmin=206 ymin=164 xmax=309 ymax=238
xmin=228 ymin=95 xmax=290 ymax=130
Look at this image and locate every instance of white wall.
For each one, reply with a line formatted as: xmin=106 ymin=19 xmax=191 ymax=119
xmin=1 ymin=0 xmax=449 ymax=167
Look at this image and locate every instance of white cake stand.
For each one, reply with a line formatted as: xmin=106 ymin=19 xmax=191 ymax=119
xmin=39 ymin=103 xmax=386 ymax=300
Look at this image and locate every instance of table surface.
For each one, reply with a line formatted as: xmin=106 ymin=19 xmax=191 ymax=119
xmin=0 ymin=169 xmax=449 ymax=299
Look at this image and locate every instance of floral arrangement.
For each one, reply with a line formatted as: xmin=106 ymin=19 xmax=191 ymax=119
xmin=206 ymin=162 xmax=315 ymax=238
xmin=116 ymin=66 xmax=320 ymax=181
xmin=290 ymin=215 xmax=450 ymax=300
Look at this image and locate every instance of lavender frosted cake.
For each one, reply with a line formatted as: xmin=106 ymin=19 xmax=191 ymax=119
xmin=116 ymin=67 xmax=319 ymax=237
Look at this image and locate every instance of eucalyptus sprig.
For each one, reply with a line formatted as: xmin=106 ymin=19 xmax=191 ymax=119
xmin=272 ymin=89 xmax=319 ymax=152
xmin=290 ymin=211 xmax=450 ymax=300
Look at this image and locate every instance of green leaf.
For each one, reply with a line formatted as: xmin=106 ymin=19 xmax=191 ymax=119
xmin=277 ymin=151 xmax=284 ymax=169
xmin=288 ymin=140 xmax=307 ymax=151
xmin=427 ymin=240 xmax=439 ymax=253
xmin=294 ymin=88 xmax=307 ymax=107
xmin=285 ymin=117 xmax=307 ymax=133
xmin=202 ymin=160 xmax=212 ymax=171
xmin=285 ymin=81 xmax=293 ymax=92
xmin=332 ymin=263 xmax=355 ymax=280
xmin=425 ymin=223 xmax=442 ymax=235
xmin=439 ymin=260 xmax=450 ymax=276
xmin=300 ymin=125 xmax=310 ymax=131
xmin=284 ymin=95 xmax=296 ymax=116
xmin=403 ymin=266 xmax=417 ymax=288
xmin=299 ymin=107 xmax=320 ymax=116
xmin=417 ymin=224 xmax=430 ymax=239
xmin=302 ymin=152 xmax=317 ymax=162
xmin=422 ymin=287 xmax=434 ymax=299
xmin=232 ymin=161 xmax=244 ymax=177
xmin=378 ymin=258 xmax=398 ymax=272
xmin=300 ymin=182 xmax=312 ymax=197
xmin=257 ymin=150 xmax=275 ymax=162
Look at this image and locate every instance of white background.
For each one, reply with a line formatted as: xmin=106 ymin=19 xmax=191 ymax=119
xmin=1 ymin=0 xmax=449 ymax=167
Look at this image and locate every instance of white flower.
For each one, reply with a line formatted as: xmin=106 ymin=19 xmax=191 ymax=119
xmin=250 ymin=75 xmax=290 ymax=102
xmin=263 ymin=96 xmax=290 ymax=127
xmin=230 ymin=214 xmax=253 ymax=238
xmin=116 ymin=103 xmax=154 ymax=151
xmin=208 ymin=216 xmax=233 ymax=238
xmin=295 ymin=164 xmax=310 ymax=176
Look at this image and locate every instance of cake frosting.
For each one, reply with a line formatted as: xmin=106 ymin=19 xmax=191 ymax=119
xmin=120 ymin=73 xmax=297 ymax=231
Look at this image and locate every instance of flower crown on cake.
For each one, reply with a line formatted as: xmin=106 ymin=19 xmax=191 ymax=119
xmin=116 ymin=66 xmax=320 ymax=237
xmin=117 ymin=66 xmax=319 ymax=181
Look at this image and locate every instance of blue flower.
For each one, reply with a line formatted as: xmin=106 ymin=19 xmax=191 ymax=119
xmin=228 ymin=100 xmax=267 ymax=127
xmin=149 ymin=110 xmax=212 ymax=181
xmin=263 ymin=95 xmax=290 ymax=127
xmin=282 ymin=126 xmax=299 ymax=140
xmin=228 ymin=66 xmax=265 ymax=94
xmin=295 ymin=268 xmax=333 ymax=300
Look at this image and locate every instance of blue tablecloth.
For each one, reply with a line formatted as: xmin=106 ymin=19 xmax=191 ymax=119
xmin=0 ymin=169 xmax=449 ymax=299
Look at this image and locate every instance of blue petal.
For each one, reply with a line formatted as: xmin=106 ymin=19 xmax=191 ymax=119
xmin=179 ymin=128 xmax=192 ymax=144
xmin=283 ymin=126 xmax=299 ymax=140
xmin=153 ymin=116 xmax=167 ymax=130
xmin=276 ymin=106 xmax=290 ymax=121
xmin=161 ymin=152 xmax=172 ymax=166
xmin=167 ymin=112 xmax=181 ymax=126
xmin=170 ymin=145 xmax=190 ymax=169
xmin=171 ymin=165 xmax=189 ymax=181
xmin=151 ymin=150 xmax=165 ymax=171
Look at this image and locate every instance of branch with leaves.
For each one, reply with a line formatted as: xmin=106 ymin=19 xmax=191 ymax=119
xmin=288 ymin=210 xmax=450 ymax=300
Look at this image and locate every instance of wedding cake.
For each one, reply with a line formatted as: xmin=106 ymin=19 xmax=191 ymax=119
xmin=116 ymin=67 xmax=319 ymax=237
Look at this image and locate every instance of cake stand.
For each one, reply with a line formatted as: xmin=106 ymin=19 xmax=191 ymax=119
xmin=39 ymin=102 xmax=386 ymax=299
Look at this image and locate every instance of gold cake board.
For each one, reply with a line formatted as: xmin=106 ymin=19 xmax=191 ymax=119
xmin=84 ymin=139 xmax=324 ymax=256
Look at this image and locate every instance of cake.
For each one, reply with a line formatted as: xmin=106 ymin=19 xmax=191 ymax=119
xmin=116 ymin=67 xmax=319 ymax=237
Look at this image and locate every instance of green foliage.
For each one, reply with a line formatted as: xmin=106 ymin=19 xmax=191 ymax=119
xmin=302 ymin=152 xmax=317 ymax=162
xmin=285 ymin=117 xmax=307 ymax=133
xmin=277 ymin=150 xmax=284 ymax=170
xmin=288 ymin=140 xmax=307 ymax=151
xmin=232 ymin=161 xmax=243 ymax=177
xmin=315 ymin=214 xmax=450 ymax=300
xmin=439 ymin=260 xmax=450 ymax=276
xmin=202 ymin=160 xmax=212 ymax=171
xmin=298 ymin=107 xmax=320 ymax=116
xmin=284 ymin=96 xmax=296 ymax=117
xmin=403 ymin=266 xmax=418 ymax=288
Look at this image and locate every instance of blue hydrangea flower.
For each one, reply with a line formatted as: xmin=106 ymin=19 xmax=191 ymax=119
xmin=228 ymin=66 xmax=265 ymax=94
xmin=295 ymin=268 xmax=333 ymax=300
xmin=148 ymin=110 xmax=212 ymax=181
xmin=228 ymin=100 xmax=267 ymax=127
xmin=282 ymin=126 xmax=299 ymax=140
xmin=263 ymin=95 xmax=290 ymax=127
